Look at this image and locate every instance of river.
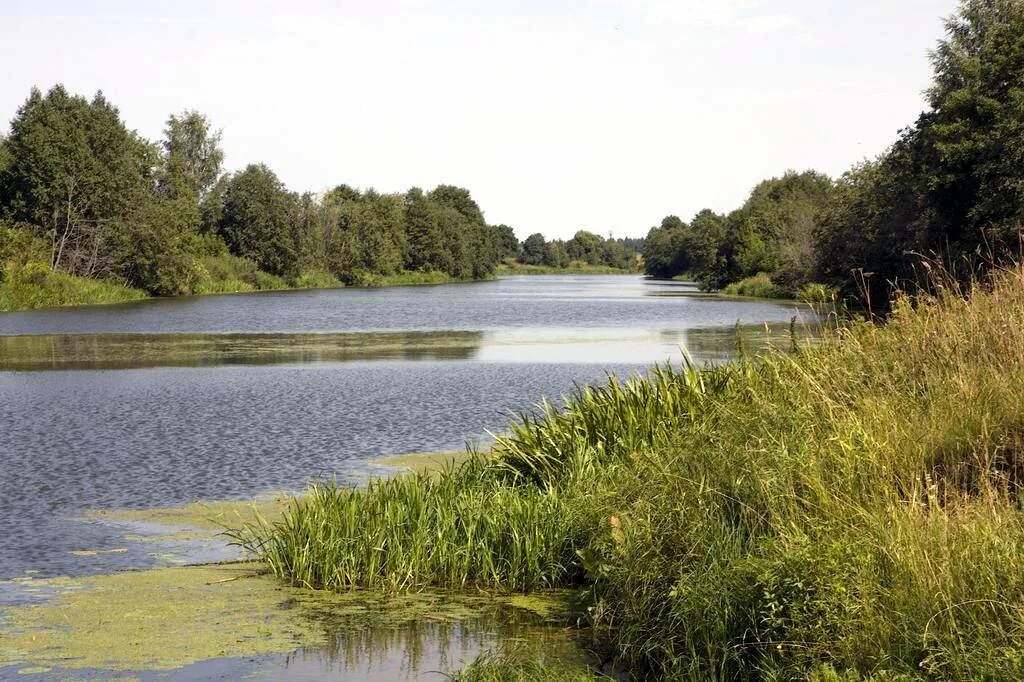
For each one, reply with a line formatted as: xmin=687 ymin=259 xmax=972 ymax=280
xmin=0 ymin=275 xmax=814 ymax=679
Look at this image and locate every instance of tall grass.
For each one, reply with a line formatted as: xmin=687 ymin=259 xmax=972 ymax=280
xmin=0 ymin=262 xmax=147 ymax=311
xmin=193 ymin=254 xmax=288 ymax=294
xmin=236 ymin=461 xmax=591 ymax=593
xmin=242 ymin=265 xmax=1024 ymax=679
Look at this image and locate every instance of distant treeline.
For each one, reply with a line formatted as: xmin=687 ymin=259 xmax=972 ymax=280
xmin=644 ymin=0 xmax=1024 ymax=305
xmin=0 ymin=87 xmax=627 ymax=304
xmin=516 ymin=231 xmax=642 ymax=270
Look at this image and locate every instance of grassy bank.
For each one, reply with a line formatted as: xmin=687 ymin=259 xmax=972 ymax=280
xmin=0 ymin=263 xmax=475 ymax=313
xmin=720 ymin=272 xmax=839 ymax=304
xmin=496 ymin=261 xmax=637 ymax=276
xmin=0 ymin=264 xmax=148 ymax=311
xmin=240 ymin=265 xmax=1024 ymax=679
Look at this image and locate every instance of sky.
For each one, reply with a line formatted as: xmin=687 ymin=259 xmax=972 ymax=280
xmin=1 ymin=0 xmax=959 ymax=240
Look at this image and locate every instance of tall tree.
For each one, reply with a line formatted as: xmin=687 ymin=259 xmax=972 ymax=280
xmin=490 ymin=224 xmax=520 ymax=260
xmin=404 ymin=187 xmax=452 ymax=272
xmin=0 ymin=85 xmax=156 ymax=276
xmin=519 ymin=233 xmax=547 ymax=265
xmin=216 ymin=164 xmax=300 ymax=277
xmin=160 ymin=111 xmax=223 ymax=200
xmin=643 ymin=215 xmax=692 ymax=279
xmin=814 ymin=0 xmax=1024 ymax=303
xmin=429 ymin=185 xmax=495 ymax=279
xmin=566 ymin=230 xmax=603 ymax=265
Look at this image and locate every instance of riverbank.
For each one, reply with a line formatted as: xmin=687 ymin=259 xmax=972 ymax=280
xmin=0 ymin=454 xmax=595 ymax=678
xmin=242 ymin=265 xmax=1024 ymax=678
xmin=0 ymin=265 xmax=474 ymax=313
xmin=650 ymin=272 xmax=838 ymax=306
xmin=496 ymin=261 xmax=638 ymax=276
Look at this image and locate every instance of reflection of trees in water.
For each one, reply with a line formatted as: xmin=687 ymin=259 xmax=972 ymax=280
xmin=0 ymin=331 xmax=485 ymax=371
xmin=279 ymin=607 xmax=574 ymax=678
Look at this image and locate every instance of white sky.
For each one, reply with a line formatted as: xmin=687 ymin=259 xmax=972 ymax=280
xmin=1 ymin=0 xmax=958 ymax=239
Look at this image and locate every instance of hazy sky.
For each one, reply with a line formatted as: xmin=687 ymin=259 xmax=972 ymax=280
xmin=2 ymin=1 xmax=958 ymax=239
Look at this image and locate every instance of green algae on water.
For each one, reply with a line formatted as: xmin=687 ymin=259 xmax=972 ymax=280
xmin=373 ymin=450 xmax=479 ymax=474
xmin=0 ymin=562 xmax=574 ymax=673
xmin=83 ymin=495 xmax=294 ymax=532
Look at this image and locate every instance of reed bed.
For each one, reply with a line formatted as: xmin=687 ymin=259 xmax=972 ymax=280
xmin=241 ymin=265 xmax=1024 ymax=679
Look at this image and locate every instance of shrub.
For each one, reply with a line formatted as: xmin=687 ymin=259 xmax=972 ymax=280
xmin=722 ymin=272 xmax=781 ymax=298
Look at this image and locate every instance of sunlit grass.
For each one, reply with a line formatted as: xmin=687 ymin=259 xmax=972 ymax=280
xmin=242 ymin=265 xmax=1024 ymax=678
xmin=0 ymin=264 xmax=147 ymax=312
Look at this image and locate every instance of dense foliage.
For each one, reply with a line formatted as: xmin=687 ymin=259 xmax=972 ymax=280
xmin=0 ymin=87 xmax=542 ymax=308
xmin=643 ymin=171 xmax=835 ymax=297
xmin=516 ymin=230 xmax=639 ymax=270
xmin=645 ymin=0 xmax=1024 ymax=305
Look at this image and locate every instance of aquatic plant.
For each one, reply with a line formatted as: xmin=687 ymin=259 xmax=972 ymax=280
xmin=243 ymin=264 xmax=1024 ymax=678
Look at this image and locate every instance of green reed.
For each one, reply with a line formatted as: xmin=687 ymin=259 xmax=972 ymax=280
xmin=241 ymin=265 xmax=1024 ymax=679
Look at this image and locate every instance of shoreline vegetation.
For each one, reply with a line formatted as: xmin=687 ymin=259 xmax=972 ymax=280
xmin=239 ymin=265 xmax=1024 ymax=679
xmin=0 ymin=561 xmax=581 ymax=675
xmin=0 ymin=86 xmax=643 ymax=314
xmin=639 ymin=3 xmax=1024 ymax=311
xmin=0 ymin=256 xmax=645 ymax=314
xmin=496 ymin=260 xmax=638 ymax=276
xmin=0 ymin=261 xmax=645 ymax=314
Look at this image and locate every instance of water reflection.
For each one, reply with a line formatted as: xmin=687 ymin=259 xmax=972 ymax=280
xmin=0 ymin=331 xmax=483 ymax=371
xmin=4 ymin=596 xmax=585 ymax=681
xmin=257 ymin=609 xmax=581 ymax=681
xmin=0 ymin=323 xmax=820 ymax=371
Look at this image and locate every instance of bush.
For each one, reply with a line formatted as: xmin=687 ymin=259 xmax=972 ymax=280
xmin=722 ymin=272 xmax=781 ymax=298
xmin=193 ymin=254 xmax=286 ymax=294
xmin=293 ymin=269 xmax=341 ymax=290
xmin=798 ymin=282 xmax=839 ymax=304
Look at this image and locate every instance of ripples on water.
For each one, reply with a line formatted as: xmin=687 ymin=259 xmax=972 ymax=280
xmin=0 ymin=276 xmax=817 ymax=580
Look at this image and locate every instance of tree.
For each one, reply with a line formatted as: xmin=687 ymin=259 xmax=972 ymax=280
xmin=490 ymin=224 xmax=519 ymax=260
xmin=814 ymin=0 xmax=1024 ymax=303
xmin=543 ymin=240 xmax=569 ymax=268
xmin=108 ymin=195 xmax=201 ymax=296
xmin=0 ymin=135 xmax=10 ymax=180
xmin=688 ymin=210 xmax=731 ymax=290
xmin=566 ymin=230 xmax=602 ymax=265
xmin=0 ymin=85 xmax=156 ymax=277
xmin=216 ymin=164 xmax=300 ymax=277
xmin=159 ymin=111 xmax=223 ymax=200
xmin=726 ymin=171 xmax=832 ymax=284
xmin=322 ymin=187 xmax=406 ymax=282
xmin=923 ymin=0 xmax=1024 ymax=250
xmin=404 ymin=187 xmax=452 ymax=273
xmin=428 ymin=185 xmax=496 ymax=279
xmin=430 ymin=185 xmax=486 ymax=226
xmin=519 ymin=233 xmax=547 ymax=265
xmin=643 ymin=215 xmax=692 ymax=279
xmin=199 ymin=174 xmax=230 ymax=234
xmin=813 ymin=152 xmax=928 ymax=303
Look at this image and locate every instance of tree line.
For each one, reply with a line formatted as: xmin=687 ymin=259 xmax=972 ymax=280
xmin=644 ymin=0 xmax=1024 ymax=305
xmin=0 ymin=86 xmax=526 ymax=298
xmin=517 ymin=231 xmax=641 ymax=270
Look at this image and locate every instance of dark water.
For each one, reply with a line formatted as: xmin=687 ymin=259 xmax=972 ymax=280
xmin=0 ymin=276 xmax=815 ymax=581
